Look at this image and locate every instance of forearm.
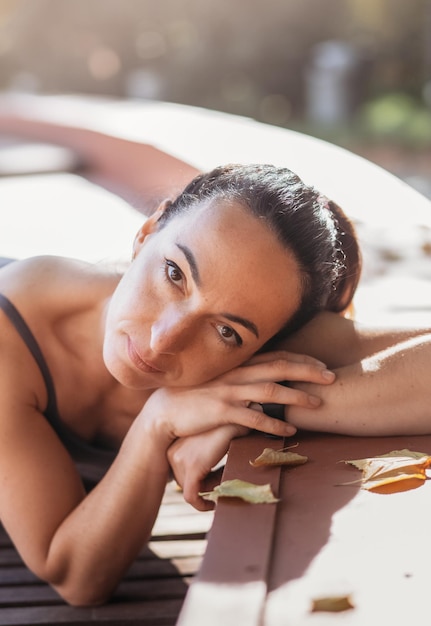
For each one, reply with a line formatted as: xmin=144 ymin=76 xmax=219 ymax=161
xmin=46 ymin=417 xmax=171 ymax=606
xmin=280 ymin=311 xmax=431 ymax=368
xmin=286 ymin=334 xmax=431 ymax=436
xmin=0 ymin=94 xmax=200 ymax=211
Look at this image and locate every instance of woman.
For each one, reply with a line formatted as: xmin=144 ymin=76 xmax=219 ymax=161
xmin=0 ymin=101 xmax=430 ymax=606
xmin=0 ymin=156 xmax=364 ymax=606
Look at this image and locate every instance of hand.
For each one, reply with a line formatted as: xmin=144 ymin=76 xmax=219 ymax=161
xmin=142 ymin=350 xmax=335 ymax=443
xmin=167 ymin=424 xmax=249 ymax=511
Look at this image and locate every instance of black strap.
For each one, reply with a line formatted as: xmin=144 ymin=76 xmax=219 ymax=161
xmin=0 ymin=293 xmax=59 ymax=422
xmin=0 ymin=292 xmax=116 ymax=473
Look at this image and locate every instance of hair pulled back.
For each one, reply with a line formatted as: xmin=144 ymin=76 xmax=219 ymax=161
xmin=158 ymin=163 xmax=361 ymax=340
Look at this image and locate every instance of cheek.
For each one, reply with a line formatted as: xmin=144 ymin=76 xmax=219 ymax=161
xmin=181 ymin=345 xmax=255 ymax=386
xmin=118 ymin=265 xmax=159 ymax=317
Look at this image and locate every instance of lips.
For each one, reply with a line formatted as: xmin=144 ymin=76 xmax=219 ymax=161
xmin=127 ymin=336 xmax=164 ymax=374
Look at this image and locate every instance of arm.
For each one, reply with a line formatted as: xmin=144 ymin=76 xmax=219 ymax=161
xmin=286 ymin=333 xmax=431 ymax=436
xmin=166 ymin=351 xmax=336 ymax=510
xmin=280 ymin=311 xmax=431 ymax=368
xmin=0 ymin=94 xmax=200 ymax=212
xmin=0 ymin=349 xmax=334 ymax=606
xmin=0 ymin=398 xmax=170 ymax=607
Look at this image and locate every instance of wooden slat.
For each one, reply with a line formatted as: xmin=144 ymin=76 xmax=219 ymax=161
xmin=151 ymin=482 xmax=213 ymax=541
xmin=264 ymin=432 xmax=431 ymax=625
xmin=0 ymin=599 xmax=184 ymax=625
xmin=179 ymin=430 xmax=431 ymax=626
xmin=147 ymin=540 xmax=207 ymax=560
xmin=0 ymin=577 xmax=192 ymax=605
xmin=124 ymin=556 xmax=202 ymax=580
xmin=0 ymin=480 xmax=210 ymax=625
xmin=0 ymin=547 xmax=23 ymax=566
xmin=0 ymin=567 xmax=40 ymax=585
xmin=178 ymin=432 xmax=283 ymax=626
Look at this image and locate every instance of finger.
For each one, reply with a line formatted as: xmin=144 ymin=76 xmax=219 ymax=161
xmin=191 ymin=467 xmax=224 ymax=511
xmin=183 ymin=474 xmax=216 ymax=511
xmin=245 ymin=350 xmax=328 ymax=368
xmin=224 ymin=405 xmax=297 ymax=437
xmin=235 ymin=358 xmax=335 ymax=386
xmin=188 ymin=492 xmax=215 ymax=512
xmin=248 ymin=401 xmax=264 ymax=413
xmin=239 ymin=381 xmax=322 ymax=410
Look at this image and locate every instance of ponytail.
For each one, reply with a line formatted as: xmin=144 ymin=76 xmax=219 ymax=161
xmin=324 ymin=199 xmax=362 ymax=314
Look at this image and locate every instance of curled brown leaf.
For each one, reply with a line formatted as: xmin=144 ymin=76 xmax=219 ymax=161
xmin=311 ymin=594 xmax=354 ymax=613
xmin=199 ymin=479 xmax=279 ymax=504
xmin=344 ymin=448 xmax=431 ymax=494
xmin=250 ymin=446 xmax=308 ymax=468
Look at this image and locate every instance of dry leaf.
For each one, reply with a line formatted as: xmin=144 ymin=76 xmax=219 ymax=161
xmin=344 ymin=449 xmax=431 ymax=494
xmin=311 ymin=594 xmax=354 ymax=613
xmin=250 ymin=447 xmax=308 ymax=468
xmin=199 ymin=479 xmax=279 ymax=504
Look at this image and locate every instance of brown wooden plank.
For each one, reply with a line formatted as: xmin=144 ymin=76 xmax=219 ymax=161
xmin=0 ymin=482 xmax=207 ymax=625
xmin=147 ymin=540 xmax=206 ymax=560
xmin=0 ymin=567 xmax=39 ymax=585
xmin=178 ymin=432 xmax=283 ymax=626
xmin=151 ymin=481 xmax=213 ymax=540
xmin=264 ymin=432 xmax=431 ymax=625
xmin=0 ymin=598 xmax=184 ymax=625
xmin=0 ymin=527 xmax=13 ymax=548
xmin=0 ymin=557 xmax=200 ymax=588
xmin=0 ymin=554 xmax=201 ymax=588
xmin=0 ymin=576 xmax=192 ymax=606
xmin=124 ymin=556 xmax=202 ymax=580
xmin=151 ymin=515 xmax=212 ymax=540
xmin=0 ymin=547 xmax=23 ymax=566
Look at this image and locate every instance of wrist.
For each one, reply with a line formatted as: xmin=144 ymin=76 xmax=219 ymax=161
xmin=120 ymin=412 xmax=172 ymax=476
xmin=136 ymin=393 xmax=177 ymax=448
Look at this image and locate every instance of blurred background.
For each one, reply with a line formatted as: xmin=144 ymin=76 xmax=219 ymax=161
xmin=0 ymin=0 xmax=430 ymax=196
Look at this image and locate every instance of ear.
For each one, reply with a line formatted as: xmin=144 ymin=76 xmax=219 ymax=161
xmin=132 ymin=199 xmax=171 ymax=257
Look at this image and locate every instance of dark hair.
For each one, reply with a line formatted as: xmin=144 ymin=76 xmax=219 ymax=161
xmin=158 ymin=163 xmax=361 ymax=341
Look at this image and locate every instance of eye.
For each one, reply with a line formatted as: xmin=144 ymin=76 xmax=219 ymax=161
xmin=216 ymin=323 xmax=243 ymax=347
xmin=165 ymin=259 xmax=184 ymax=286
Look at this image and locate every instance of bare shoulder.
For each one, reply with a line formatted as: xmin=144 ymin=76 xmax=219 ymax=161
xmin=284 ymin=312 xmax=355 ymax=347
xmin=0 ymin=256 xmax=121 ymax=304
xmin=0 ymin=255 xmax=122 ymax=432
xmin=279 ymin=312 xmax=358 ymax=367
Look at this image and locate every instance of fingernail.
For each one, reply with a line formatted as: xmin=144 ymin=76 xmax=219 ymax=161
xmin=309 ymin=395 xmax=321 ymax=407
xmin=322 ymin=369 xmax=335 ymax=381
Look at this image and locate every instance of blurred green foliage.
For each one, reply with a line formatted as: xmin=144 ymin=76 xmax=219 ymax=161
xmin=358 ymin=93 xmax=431 ymax=147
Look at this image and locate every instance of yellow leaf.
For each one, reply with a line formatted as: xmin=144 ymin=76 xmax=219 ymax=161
xmin=344 ymin=449 xmax=431 ymax=493
xmin=250 ymin=447 xmax=308 ymax=468
xmin=311 ymin=595 xmax=354 ymax=612
xmin=199 ymin=479 xmax=279 ymax=504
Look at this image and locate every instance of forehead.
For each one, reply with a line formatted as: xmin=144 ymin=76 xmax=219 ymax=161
xmin=164 ymin=197 xmax=270 ymax=244
xmin=159 ymin=199 xmax=302 ymax=340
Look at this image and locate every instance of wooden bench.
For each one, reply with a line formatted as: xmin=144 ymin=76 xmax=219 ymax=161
xmin=0 ymin=480 xmax=212 ymax=625
xmin=178 ymin=431 xmax=431 ymax=625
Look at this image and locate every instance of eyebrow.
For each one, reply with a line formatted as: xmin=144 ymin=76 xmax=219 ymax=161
xmin=222 ymin=313 xmax=259 ymax=339
xmin=176 ymin=243 xmax=201 ymax=286
xmin=176 ymin=242 xmax=260 ymax=339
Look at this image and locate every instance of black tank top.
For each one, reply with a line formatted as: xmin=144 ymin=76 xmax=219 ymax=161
xmin=0 ymin=285 xmax=116 ymax=484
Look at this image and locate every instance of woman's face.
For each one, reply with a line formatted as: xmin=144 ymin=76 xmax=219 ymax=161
xmin=103 ymin=199 xmax=302 ymax=389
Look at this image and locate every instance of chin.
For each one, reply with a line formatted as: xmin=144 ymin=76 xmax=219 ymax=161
xmin=103 ymin=350 xmax=138 ymax=388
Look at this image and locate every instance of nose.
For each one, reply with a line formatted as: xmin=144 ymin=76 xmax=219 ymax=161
xmin=150 ymin=307 xmax=193 ymax=355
